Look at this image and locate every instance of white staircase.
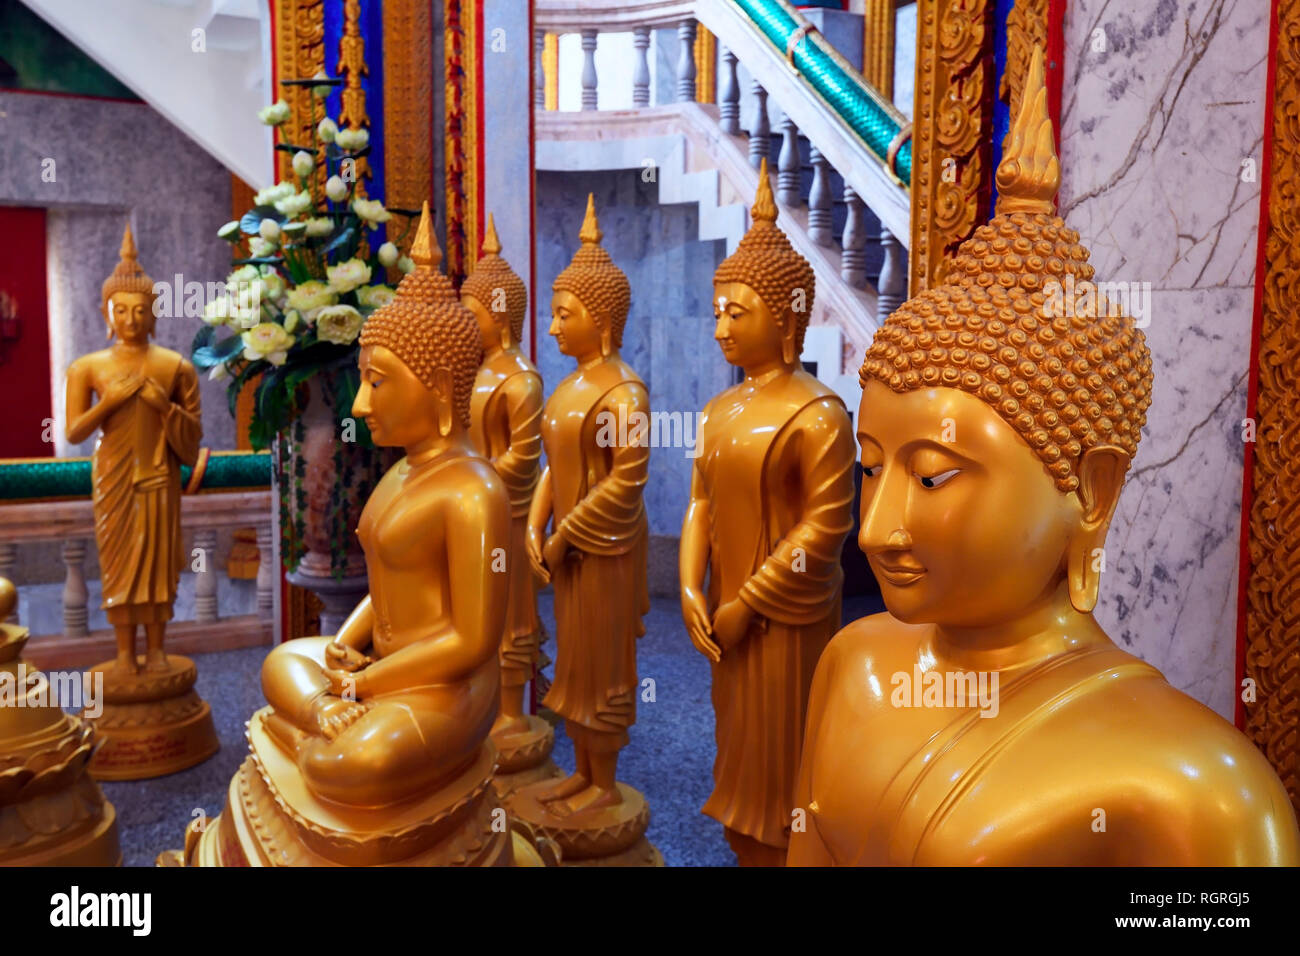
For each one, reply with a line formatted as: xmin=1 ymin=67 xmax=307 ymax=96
xmin=19 ymin=0 xmax=273 ymax=187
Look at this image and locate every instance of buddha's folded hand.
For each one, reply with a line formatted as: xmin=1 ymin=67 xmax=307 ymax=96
xmin=324 ymin=640 xmax=371 ymax=673
xmin=311 ymin=695 xmax=370 ymax=741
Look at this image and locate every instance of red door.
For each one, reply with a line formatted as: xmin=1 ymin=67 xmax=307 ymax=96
xmin=0 ymin=206 xmax=53 ymax=459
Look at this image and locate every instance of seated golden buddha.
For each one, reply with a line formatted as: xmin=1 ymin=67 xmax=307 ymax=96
xmin=182 ymin=206 xmax=516 ymax=867
xmin=788 ymin=49 xmax=1300 ymax=867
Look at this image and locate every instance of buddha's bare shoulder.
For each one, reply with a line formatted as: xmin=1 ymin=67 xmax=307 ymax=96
xmin=820 ymin=612 xmax=930 ymax=677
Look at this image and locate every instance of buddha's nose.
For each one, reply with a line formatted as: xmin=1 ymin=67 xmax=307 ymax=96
xmin=859 ymin=468 xmax=912 ymax=555
xmin=549 ymin=315 xmax=560 ymax=336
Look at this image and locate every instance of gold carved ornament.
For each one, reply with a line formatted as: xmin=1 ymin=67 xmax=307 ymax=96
xmin=1243 ymin=2 xmax=1300 ymax=811
xmin=908 ymin=0 xmax=997 ymax=295
xmin=381 ymin=0 xmax=434 ymax=259
xmin=274 ymin=0 xmax=326 ymax=193
xmin=1001 ymin=0 xmax=1049 ymax=121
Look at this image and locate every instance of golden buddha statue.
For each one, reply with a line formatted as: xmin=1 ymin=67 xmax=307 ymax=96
xmin=0 ymin=578 xmax=121 ymax=866
xmin=178 ymin=205 xmax=537 ymax=866
xmin=462 ymin=214 xmax=556 ymax=799
xmin=680 ymin=161 xmax=855 ymax=867
xmin=65 ymin=223 xmax=218 ymax=780
xmin=788 ymin=48 xmax=1300 ymax=866
xmin=512 ymin=194 xmax=659 ymax=865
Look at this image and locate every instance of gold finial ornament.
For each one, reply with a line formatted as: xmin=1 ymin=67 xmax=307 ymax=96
xmin=994 ymin=44 xmax=1060 ymax=216
xmin=100 ymin=223 xmax=156 ymax=312
xmin=791 ymin=47 xmax=1300 ymax=867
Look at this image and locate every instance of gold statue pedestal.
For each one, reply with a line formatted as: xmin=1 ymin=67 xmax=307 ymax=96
xmin=1 ymin=582 xmax=121 ymax=866
xmin=182 ymin=706 xmax=511 ymax=866
xmin=85 ymin=655 xmax=218 ymax=781
xmin=511 ymin=780 xmax=661 ymax=866
xmin=491 ymin=715 xmax=561 ymax=803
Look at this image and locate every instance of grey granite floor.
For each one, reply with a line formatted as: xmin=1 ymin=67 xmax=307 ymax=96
xmin=103 ymin=590 xmax=884 ymax=867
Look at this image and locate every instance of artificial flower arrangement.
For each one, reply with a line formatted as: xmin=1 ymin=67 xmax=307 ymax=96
xmin=190 ymin=74 xmax=417 ymax=450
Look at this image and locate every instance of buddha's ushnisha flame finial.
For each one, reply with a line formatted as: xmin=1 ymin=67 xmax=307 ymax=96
xmin=481 ymin=212 xmax=502 ymax=257
xmin=101 ymin=221 xmax=156 ymax=309
xmin=752 ymin=157 xmax=778 ymax=223
xmin=579 ymin=193 xmax=603 ymax=245
xmin=409 ymin=200 xmax=443 ymax=270
xmin=994 ymin=44 xmax=1060 ymax=216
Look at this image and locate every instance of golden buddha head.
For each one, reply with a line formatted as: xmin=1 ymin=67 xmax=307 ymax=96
xmin=550 ymin=194 xmax=630 ymax=359
xmin=713 ymin=158 xmax=816 ymax=368
xmin=355 ymin=202 xmax=482 ymax=445
xmin=856 ymin=46 xmax=1152 ymax=624
xmin=461 ymin=213 xmax=528 ymax=352
xmin=101 ymin=224 xmax=158 ymax=343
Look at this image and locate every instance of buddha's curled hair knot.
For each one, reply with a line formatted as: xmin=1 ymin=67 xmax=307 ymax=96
xmin=462 ymin=213 xmax=528 ymax=344
xmin=358 ymin=204 xmax=482 ymax=428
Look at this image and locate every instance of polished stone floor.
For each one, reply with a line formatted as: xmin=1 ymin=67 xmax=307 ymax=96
xmin=101 ymin=590 xmax=884 ymax=867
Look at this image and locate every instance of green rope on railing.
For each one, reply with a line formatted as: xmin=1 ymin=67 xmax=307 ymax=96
xmin=731 ymin=0 xmax=912 ymax=186
xmin=0 ymin=451 xmax=272 ymax=503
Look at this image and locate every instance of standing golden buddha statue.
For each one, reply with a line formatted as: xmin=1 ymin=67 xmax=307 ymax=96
xmin=65 ymin=223 xmax=218 ymax=780
xmin=462 ymin=213 xmax=558 ymax=800
xmin=512 ymin=194 xmax=659 ymax=866
xmin=0 ymin=578 xmax=121 ymax=866
xmin=176 ymin=205 xmax=528 ymax=867
xmin=680 ymin=161 xmax=855 ymax=867
xmin=788 ymin=48 xmax=1300 ymax=866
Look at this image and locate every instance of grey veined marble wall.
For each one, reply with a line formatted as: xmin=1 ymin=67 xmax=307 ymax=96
xmin=0 ymin=91 xmax=235 ymax=455
xmin=1059 ymin=0 xmax=1267 ymax=719
xmin=535 ymin=169 xmax=730 ymax=546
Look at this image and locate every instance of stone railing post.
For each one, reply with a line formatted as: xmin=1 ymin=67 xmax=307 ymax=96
xmin=677 ymin=19 xmax=698 ymax=103
xmin=718 ymin=46 xmax=740 ymax=134
xmin=633 ymin=25 xmax=651 ymax=107
xmin=777 ymin=112 xmax=801 ymax=207
xmin=62 ymin=537 xmax=88 ymax=639
xmin=256 ymin=524 xmax=275 ymax=618
xmin=581 ymin=29 xmax=598 ymax=111
xmin=877 ymin=226 xmax=908 ymax=322
xmin=535 ymin=29 xmax=546 ymax=110
xmin=841 ymin=185 xmax=867 ymax=288
xmin=193 ymin=528 xmax=218 ymax=623
xmin=748 ymin=80 xmax=770 ymax=169
xmin=808 ymin=146 xmax=833 ymax=247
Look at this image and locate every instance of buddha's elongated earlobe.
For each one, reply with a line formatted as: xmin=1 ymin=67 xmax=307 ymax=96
xmin=599 ymin=322 xmax=612 ymax=358
xmin=432 ymin=366 xmax=455 ymax=437
xmin=498 ymin=316 xmax=511 ymax=351
xmin=1066 ymin=445 xmax=1128 ymax=613
xmin=781 ymin=317 xmax=796 ymax=365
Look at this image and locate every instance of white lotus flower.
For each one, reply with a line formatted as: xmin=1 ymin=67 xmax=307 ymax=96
xmin=286 ymin=280 xmax=337 ymax=321
xmin=317 ymin=117 xmax=338 ymax=143
xmin=326 ymin=257 xmax=372 ymax=294
xmin=274 ymin=190 xmax=312 ymax=218
xmin=292 ymin=151 xmax=314 ymax=179
xmin=254 ymin=181 xmax=296 ymax=207
xmin=377 ymin=242 xmax=399 ymax=267
xmin=397 ymin=256 xmax=415 ymax=275
xmin=335 ymin=127 xmax=370 ymax=152
xmin=352 ymin=198 xmax=391 ymax=229
xmin=305 ymin=217 xmax=334 ymax=237
xmin=315 ymin=305 xmax=364 ymax=346
xmin=356 ymin=285 xmax=395 ymax=309
xmin=325 ymin=175 xmax=348 ymax=203
xmin=217 ymin=220 xmax=241 ymax=241
xmin=241 ymin=322 xmax=295 ymax=365
xmin=258 ymin=219 xmax=280 ymax=241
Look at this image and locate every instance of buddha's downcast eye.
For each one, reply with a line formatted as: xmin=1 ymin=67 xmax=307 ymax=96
xmin=917 ymin=468 xmax=960 ymax=489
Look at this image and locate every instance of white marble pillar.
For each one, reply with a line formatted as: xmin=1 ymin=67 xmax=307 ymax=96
xmin=1059 ymin=0 xmax=1269 ymax=719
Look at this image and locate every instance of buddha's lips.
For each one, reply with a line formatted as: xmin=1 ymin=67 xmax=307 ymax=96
xmin=872 ymin=558 xmax=926 ymax=586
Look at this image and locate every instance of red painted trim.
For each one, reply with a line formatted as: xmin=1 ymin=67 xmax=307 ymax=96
xmin=474 ymin=0 xmax=487 ymax=255
xmin=1235 ymin=0 xmax=1279 ymax=731
xmin=267 ymin=0 xmax=282 ymax=180
xmin=1046 ymin=0 xmax=1067 ymax=154
xmin=528 ymin=1 xmax=537 ymax=364
xmin=0 ymin=87 xmax=141 ymax=105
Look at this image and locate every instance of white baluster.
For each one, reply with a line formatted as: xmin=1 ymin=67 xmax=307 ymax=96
xmin=719 ymin=46 xmax=740 ymax=134
xmin=808 ymin=146 xmax=833 ymax=247
xmin=777 ymin=112 xmax=801 ymax=207
xmin=256 ymin=524 xmax=274 ymax=617
xmin=748 ymin=80 xmax=770 ymax=170
xmin=632 ymin=26 xmax=651 ymax=107
xmin=62 ymin=537 xmax=88 ymax=639
xmin=677 ymin=20 xmax=698 ymax=103
xmin=841 ymin=185 xmax=867 ymax=288
xmin=0 ymin=542 xmax=15 ymax=623
xmin=534 ymin=30 xmax=546 ymax=110
xmin=193 ymin=528 xmax=218 ymax=623
xmin=877 ymin=226 xmax=908 ymax=322
xmin=580 ymin=29 xmax=598 ymax=111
